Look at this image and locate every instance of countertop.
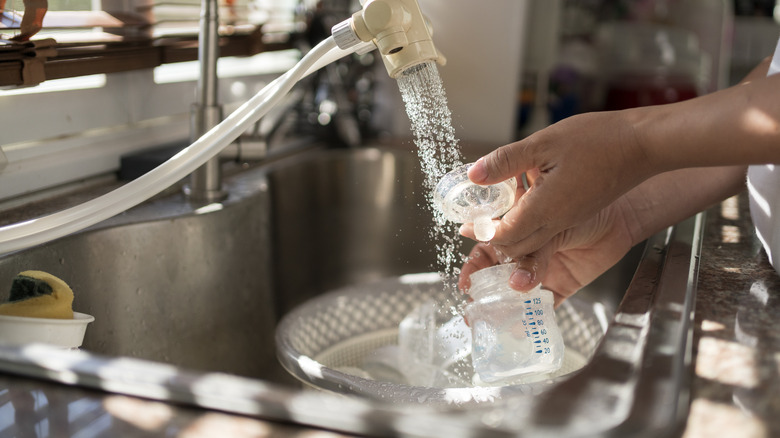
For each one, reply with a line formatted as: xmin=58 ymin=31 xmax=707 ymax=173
xmin=682 ymin=193 xmax=780 ymax=438
xmin=0 ymin=192 xmax=777 ymax=437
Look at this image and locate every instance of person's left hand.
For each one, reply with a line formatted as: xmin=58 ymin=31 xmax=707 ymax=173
xmin=458 ymin=194 xmax=635 ymax=306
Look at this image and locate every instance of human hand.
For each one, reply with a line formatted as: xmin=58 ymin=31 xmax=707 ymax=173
xmin=458 ymin=195 xmax=635 ymax=306
xmin=458 ymin=165 xmax=747 ymax=304
xmin=464 ymin=110 xmax=656 ymax=262
xmin=457 ymin=56 xmax=772 ymax=302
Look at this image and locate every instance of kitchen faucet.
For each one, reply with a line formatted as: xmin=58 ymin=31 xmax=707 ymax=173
xmin=0 ymin=0 xmax=444 ymax=254
xmin=186 ymin=0 xmax=444 ymax=201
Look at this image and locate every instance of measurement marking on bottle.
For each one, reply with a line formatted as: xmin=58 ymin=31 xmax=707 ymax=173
xmin=527 ymin=304 xmax=543 ymax=355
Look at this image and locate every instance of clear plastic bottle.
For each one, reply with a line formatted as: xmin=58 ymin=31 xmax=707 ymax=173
xmin=465 ymin=264 xmax=564 ymax=384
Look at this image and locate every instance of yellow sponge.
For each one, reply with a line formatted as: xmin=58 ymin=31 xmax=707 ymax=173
xmin=0 ymin=271 xmax=74 ymax=319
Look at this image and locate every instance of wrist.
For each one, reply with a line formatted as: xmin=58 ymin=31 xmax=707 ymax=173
xmin=624 ymin=105 xmax=679 ymax=176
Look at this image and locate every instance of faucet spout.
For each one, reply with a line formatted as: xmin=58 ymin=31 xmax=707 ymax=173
xmin=331 ymin=0 xmax=444 ymax=78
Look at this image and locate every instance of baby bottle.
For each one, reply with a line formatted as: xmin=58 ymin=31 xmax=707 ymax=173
xmin=433 ymin=163 xmax=516 ymax=242
xmin=465 ymin=264 xmax=564 ymax=384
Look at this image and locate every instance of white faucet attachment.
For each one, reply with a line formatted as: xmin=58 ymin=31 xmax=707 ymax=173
xmin=331 ymin=0 xmax=445 ymax=78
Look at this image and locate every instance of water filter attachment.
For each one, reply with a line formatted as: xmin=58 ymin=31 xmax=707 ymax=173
xmin=433 ymin=163 xmax=517 ymax=241
xmin=331 ymin=0 xmax=445 ymax=78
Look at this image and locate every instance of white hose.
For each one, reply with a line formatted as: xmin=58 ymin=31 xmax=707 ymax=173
xmin=0 ymin=36 xmax=351 ymax=255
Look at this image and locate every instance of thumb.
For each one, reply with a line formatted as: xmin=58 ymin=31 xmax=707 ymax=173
xmin=468 ymin=142 xmax=536 ymax=186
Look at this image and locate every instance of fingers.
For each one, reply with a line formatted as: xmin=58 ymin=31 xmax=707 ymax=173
xmin=464 ymin=140 xmax=563 ymax=259
xmin=459 ymin=239 xmax=572 ymax=308
xmin=464 ymin=170 xmax=563 ymax=260
xmin=458 ymin=241 xmax=556 ymax=293
xmin=468 ymin=141 xmax=539 ymax=186
xmin=458 ymin=243 xmax=506 ymax=291
xmin=460 ymin=210 xmax=558 ymax=262
xmin=507 ymin=245 xmax=553 ymax=291
xmin=493 ymin=188 xmax=556 ymax=251
xmin=510 ymin=246 xmax=569 ymax=306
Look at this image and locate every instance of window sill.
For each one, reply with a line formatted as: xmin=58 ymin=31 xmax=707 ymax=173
xmin=0 ymin=25 xmax=297 ymax=88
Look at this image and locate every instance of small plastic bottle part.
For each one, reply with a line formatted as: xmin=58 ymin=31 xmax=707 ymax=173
xmin=465 ymin=264 xmax=564 ymax=384
xmin=433 ymin=163 xmax=517 ymax=242
xmin=398 ymin=300 xmax=473 ymax=387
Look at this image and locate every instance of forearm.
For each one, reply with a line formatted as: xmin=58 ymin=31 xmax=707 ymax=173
xmin=621 ymin=165 xmax=747 ymax=246
xmin=633 ymin=59 xmax=780 ymax=172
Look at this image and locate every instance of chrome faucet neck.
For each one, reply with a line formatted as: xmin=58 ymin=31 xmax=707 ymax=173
xmin=186 ymin=0 xmax=227 ymax=203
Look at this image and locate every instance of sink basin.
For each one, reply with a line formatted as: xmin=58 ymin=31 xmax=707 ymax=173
xmin=0 ymin=146 xmax=700 ymax=437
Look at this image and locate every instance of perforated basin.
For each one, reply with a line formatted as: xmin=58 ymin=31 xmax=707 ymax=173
xmin=276 ymin=272 xmax=609 ymax=406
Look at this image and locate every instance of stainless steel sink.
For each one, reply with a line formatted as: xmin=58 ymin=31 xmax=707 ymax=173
xmin=0 ymin=146 xmax=700 ymax=437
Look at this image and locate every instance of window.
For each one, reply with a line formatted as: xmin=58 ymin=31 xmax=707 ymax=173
xmin=0 ymin=1 xmax=302 ymax=202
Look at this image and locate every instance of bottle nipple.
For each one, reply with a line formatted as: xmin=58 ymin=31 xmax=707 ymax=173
xmin=472 ymin=214 xmax=495 ymax=242
xmin=433 ymin=163 xmax=516 ymax=241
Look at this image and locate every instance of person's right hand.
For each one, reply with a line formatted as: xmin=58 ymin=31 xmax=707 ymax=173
xmin=464 ymin=109 xmax=657 ymax=263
